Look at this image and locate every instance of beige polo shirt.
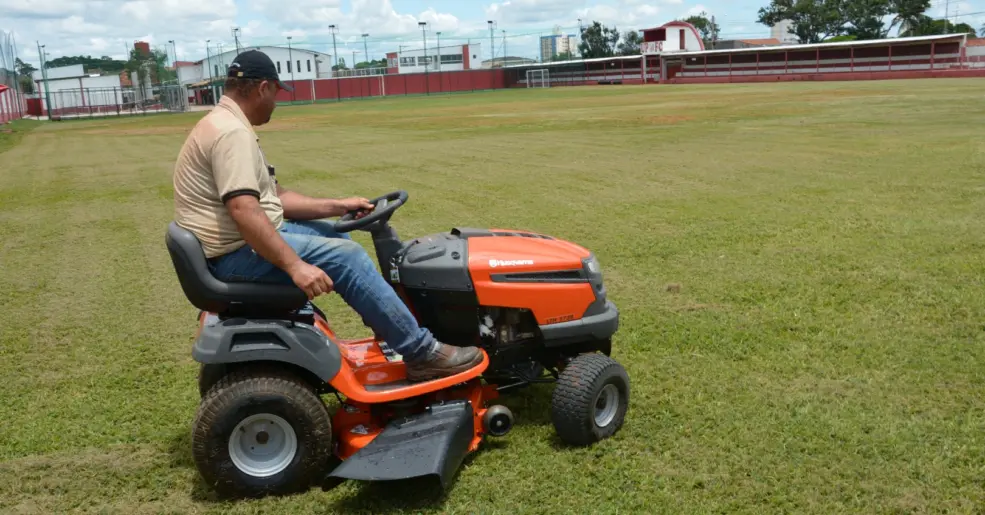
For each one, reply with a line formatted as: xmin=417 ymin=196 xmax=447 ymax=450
xmin=173 ymin=96 xmax=284 ymax=258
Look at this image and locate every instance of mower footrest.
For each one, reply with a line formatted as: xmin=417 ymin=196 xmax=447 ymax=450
xmin=328 ymin=400 xmax=475 ymax=489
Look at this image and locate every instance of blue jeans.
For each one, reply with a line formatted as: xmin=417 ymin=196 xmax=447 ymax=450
xmin=209 ymin=219 xmax=437 ymax=362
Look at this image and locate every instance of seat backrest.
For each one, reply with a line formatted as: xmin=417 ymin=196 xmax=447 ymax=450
xmin=165 ymin=222 xmax=308 ymax=314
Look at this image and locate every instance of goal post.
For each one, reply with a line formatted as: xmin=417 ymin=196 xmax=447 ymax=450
xmin=526 ymin=69 xmax=550 ymax=88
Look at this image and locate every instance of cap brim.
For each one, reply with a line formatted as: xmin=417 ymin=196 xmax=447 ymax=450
xmin=277 ymin=80 xmax=294 ymax=92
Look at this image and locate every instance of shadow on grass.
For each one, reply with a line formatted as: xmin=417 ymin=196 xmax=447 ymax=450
xmin=163 ymin=382 xmax=560 ymax=508
xmin=167 ymin=430 xmax=223 ymax=504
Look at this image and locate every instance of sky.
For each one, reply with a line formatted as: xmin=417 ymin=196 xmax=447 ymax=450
xmin=3 ymin=0 xmax=983 ymax=68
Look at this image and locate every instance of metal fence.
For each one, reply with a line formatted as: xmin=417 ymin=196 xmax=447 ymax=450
xmin=0 ymin=30 xmax=26 ymax=124
xmin=46 ymin=83 xmax=189 ymax=120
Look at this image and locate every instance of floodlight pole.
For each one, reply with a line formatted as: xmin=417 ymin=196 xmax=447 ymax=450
xmin=362 ymin=33 xmax=369 ymax=67
xmin=330 ymin=24 xmax=340 ymax=102
xmin=287 ymin=36 xmax=295 ymax=102
xmin=503 ymin=30 xmax=507 ymax=67
xmin=436 ymin=32 xmax=441 ymax=71
xmin=36 ymin=41 xmax=52 ymax=118
xmin=206 ymin=39 xmax=213 ymax=104
xmin=488 ymin=21 xmax=496 ymax=65
xmin=419 ymin=21 xmax=429 ymax=95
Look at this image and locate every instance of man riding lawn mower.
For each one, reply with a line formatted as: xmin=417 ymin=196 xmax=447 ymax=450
xmin=167 ymin=50 xmax=630 ymax=499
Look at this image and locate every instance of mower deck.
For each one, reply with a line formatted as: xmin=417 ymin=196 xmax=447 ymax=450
xmin=328 ymin=399 xmax=476 ymax=489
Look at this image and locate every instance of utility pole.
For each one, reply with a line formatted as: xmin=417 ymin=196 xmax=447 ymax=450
xmin=361 ymin=33 xmax=369 ymax=67
xmin=503 ymin=30 xmax=507 ymax=67
xmin=711 ymin=15 xmax=718 ymax=49
xmin=578 ymin=18 xmax=583 ymax=57
xmin=329 ymin=24 xmax=340 ymax=101
xmin=419 ymin=21 xmax=429 ymax=95
xmin=436 ymin=32 xmax=441 ymax=71
xmin=945 ymin=0 xmax=950 ymax=33
xmin=232 ymin=27 xmax=242 ymax=54
xmin=36 ymin=41 xmax=52 ymax=119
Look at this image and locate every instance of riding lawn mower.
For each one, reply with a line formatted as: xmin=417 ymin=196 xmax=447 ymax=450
xmin=165 ymin=190 xmax=629 ymax=499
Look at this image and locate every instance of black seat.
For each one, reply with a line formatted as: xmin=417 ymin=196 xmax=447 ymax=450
xmin=165 ymin=222 xmax=308 ymax=314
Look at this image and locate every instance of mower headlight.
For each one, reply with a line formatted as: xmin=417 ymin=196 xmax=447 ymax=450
xmin=584 ymin=256 xmax=602 ymax=278
xmin=586 ymin=257 xmax=600 ymax=275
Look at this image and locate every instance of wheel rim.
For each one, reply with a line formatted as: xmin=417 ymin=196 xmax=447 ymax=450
xmin=228 ymin=413 xmax=298 ymax=477
xmin=594 ymin=383 xmax=619 ymax=427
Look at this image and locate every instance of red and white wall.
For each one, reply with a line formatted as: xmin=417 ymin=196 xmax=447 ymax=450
xmin=0 ymin=85 xmax=26 ymax=124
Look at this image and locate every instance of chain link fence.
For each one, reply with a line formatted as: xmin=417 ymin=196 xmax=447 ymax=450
xmin=46 ymin=83 xmax=189 ymax=120
xmin=0 ymin=30 xmax=27 ymax=124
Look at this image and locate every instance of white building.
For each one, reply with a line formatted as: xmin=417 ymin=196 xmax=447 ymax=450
xmin=31 ymin=64 xmax=125 ymax=116
xmin=641 ymin=21 xmax=707 ymax=54
xmin=771 ymin=20 xmax=799 ymax=44
xmin=540 ymin=33 xmax=577 ymax=61
xmin=385 ymin=42 xmax=483 ymax=74
xmin=177 ymin=45 xmax=334 ymax=87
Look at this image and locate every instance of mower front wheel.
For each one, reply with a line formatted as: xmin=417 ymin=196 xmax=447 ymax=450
xmin=191 ymin=366 xmax=333 ymax=499
xmin=550 ymin=353 xmax=629 ymax=447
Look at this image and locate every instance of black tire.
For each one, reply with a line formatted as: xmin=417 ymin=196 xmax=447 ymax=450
xmin=197 ymin=364 xmax=227 ymax=398
xmin=191 ymin=365 xmax=333 ymax=499
xmin=550 ymin=353 xmax=630 ymax=447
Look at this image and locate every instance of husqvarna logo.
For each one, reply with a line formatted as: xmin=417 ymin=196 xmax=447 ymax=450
xmin=488 ymin=259 xmax=534 ymax=268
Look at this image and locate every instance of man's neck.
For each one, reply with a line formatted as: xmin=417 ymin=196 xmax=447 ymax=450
xmin=223 ymin=93 xmax=255 ymax=125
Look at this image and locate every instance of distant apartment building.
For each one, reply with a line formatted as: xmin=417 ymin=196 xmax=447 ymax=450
xmin=770 ymin=20 xmax=799 ymax=44
xmin=540 ymin=34 xmax=578 ymax=61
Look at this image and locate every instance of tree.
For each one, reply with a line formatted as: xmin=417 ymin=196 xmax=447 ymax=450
xmin=552 ymin=51 xmax=574 ymax=62
xmin=45 ymin=55 xmax=126 ymax=73
xmin=355 ymin=58 xmax=387 ymax=69
xmin=888 ymin=0 xmax=931 ymax=35
xmin=682 ymin=11 xmax=721 ymax=47
xmin=841 ymin=0 xmax=891 ymax=39
xmin=124 ymin=47 xmax=175 ymax=86
xmin=759 ymin=0 xmax=939 ymax=42
xmin=758 ymin=0 xmax=845 ymax=44
xmin=899 ymin=16 xmax=976 ymax=36
xmin=618 ymin=30 xmax=642 ymax=56
xmin=14 ymin=58 xmax=35 ymax=77
xmin=579 ymin=21 xmax=620 ymax=58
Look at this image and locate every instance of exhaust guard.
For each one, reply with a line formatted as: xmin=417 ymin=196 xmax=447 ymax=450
xmin=327 ymin=399 xmax=475 ymax=489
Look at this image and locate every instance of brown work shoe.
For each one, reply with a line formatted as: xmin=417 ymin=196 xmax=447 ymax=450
xmin=405 ymin=342 xmax=483 ymax=382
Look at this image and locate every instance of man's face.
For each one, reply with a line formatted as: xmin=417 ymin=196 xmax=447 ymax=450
xmin=254 ymin=81 xmax=279 ymax=125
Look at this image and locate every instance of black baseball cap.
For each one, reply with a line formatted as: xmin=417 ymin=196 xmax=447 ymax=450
xmin=227 ymin=49 xmax=293 ymax=92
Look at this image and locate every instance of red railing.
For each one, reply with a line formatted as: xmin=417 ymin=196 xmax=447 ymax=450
xmin=274 ymin=69 xmax=508 ymax=103
xmin=0 ymin=85 xmax=26 ymax=124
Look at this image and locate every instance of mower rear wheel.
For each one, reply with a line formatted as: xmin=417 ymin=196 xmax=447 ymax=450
xmin=550 ymin=353 xmax=629 ymax=447
xmin=191 ymin=366 xmax=333 ymax=499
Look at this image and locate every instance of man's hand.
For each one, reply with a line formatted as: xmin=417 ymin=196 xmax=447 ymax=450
xmin=335 ymin=197 xmax=374 ymax=219
xmin=286 ymin=261 xmax=334 ymax=300
xmin=226 ymin=195 xmax=334 ymax=300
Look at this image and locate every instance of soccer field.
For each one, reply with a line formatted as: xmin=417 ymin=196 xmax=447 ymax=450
xmin=1 ymin=79 xmax=984 ymax=513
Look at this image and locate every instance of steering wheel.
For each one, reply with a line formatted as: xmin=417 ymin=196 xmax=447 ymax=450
xmin=333 ymin=190 xmax=408 ymax=233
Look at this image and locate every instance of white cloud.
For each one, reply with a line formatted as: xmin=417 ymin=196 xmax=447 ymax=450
xmin=1 ymin=0 xmax=707 ymax=67
xmin=683 ymin=4 xmax=709 ymax=18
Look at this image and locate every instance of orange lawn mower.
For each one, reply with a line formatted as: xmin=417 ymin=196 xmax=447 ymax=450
xmin=165 ymin=190 xmax=629 ymax=499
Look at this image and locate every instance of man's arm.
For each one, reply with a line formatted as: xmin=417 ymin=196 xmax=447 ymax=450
xmin=276 ymin=183 xmax=373 ymax=221
xmin=210 ymin=128 xmax=332 ymax=299
xmin=226 ymin=194 xmax=334 ymax=299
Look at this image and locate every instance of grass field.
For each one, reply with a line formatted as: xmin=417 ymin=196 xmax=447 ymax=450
xmin=2 ymin=79 xmax=985 ymax=514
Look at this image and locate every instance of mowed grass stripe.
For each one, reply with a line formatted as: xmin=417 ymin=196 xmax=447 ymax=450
xmin=1 ymin=79 xmax=984 ymax=512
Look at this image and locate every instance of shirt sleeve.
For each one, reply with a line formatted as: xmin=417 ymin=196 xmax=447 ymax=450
xmin=211 ymin=127 xmax=261 ymax=203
